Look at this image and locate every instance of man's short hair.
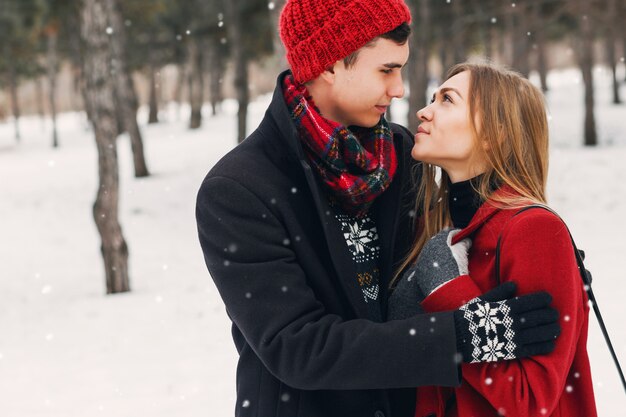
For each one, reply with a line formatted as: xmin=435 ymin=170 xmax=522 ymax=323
xmin=343 ymin=22 xmax=412 ymax=69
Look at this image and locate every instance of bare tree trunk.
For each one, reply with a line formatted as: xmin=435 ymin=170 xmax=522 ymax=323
xmin=67 ymin=25 xmax=90 ymax=118
xmin=620 ymin=1 xmax=626 ymax=82
xmin=148 ymin=58 xmax=159 ymax=124
xmin=511 ymin=2 xmax=530 ymax=77
xmin=532 ymin=1 xmax=549 ymax=92
xmin=269 ymin=0 xmax=288 ymax=70
xmin=606 ymin=38 xmax=621 ymax=104
xmin=46 ymin=28 xmax=60 ymax=148
xmin=577 ymin=5 xmax=597 ymax=146
xmin=451 ymin=0 xmax=466 ymax=64
xmin=234 ymin=58 xmax=249 ymax=142
xmin=104 ymin=0 xmax=149 ymax=177
xmin=173 ymin=63 xmax=185 ymax=121
xmin=207 ymin=41 xmax=224 ymax=116
xmin=439 ymin=35 xmax=454 ymax=78
xmin=606 ymin=0 xmax=621 ymax=104
xmin=407 ymin=0 xmax=430 ymax=133
xmin=473 ymin=1 xmax=489 ymax=58
xmin=188 ymin=38 xmax=204 ymax=130
xmin=485 ymin=23 xmax=494 ymax=60
xmin=71 ymin=65 xmax=82 ymax=112
xmin=498 ymin=22 xmax=509 ymax=65
xmin=36 ymin=77 xmax=46 ymax=131
xmin=623 ymin=29 xmax=626 ymax=83
xmin=225 ymin=0 xmax=248 ymax=142
xmin=81 ymin=0 xmax=130 ymax=294
xmin=7 ymin=59 xmax=21 ymax=142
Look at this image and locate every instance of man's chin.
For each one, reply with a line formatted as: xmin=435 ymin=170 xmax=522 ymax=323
xmin=348 ymin=116 xmax=383 ymax=129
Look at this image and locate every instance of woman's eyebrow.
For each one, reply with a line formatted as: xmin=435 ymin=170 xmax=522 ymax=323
xmin=439 ymin=87 xmax=463 ymax=99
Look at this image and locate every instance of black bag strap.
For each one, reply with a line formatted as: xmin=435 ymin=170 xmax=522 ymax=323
xmin=495 ymin=204 xmax=626 ymax=393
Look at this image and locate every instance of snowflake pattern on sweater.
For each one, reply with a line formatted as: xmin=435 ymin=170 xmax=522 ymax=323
xmin=334 ymin=212 xmax=381 ymax=319
xmin=336 ymin=214 xmax=381 ymax=264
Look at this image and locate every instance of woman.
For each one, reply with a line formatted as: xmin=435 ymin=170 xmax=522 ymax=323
xmin=392 ymin=63 xmax=598 ymax=417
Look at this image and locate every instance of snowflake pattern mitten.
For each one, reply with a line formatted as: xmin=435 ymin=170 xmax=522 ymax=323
xmin=454 ymin=282 xmax=560 ymax=363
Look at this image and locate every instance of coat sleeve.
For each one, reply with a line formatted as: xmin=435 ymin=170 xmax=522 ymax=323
xmin=420 ymin=210 xmax=587 ymax=416
xmin=196 ymin=175 xmax=461 ymax=390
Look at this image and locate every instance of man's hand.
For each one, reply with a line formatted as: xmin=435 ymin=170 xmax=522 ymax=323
xmin=454 ymin=281 xmax=560 ymax=363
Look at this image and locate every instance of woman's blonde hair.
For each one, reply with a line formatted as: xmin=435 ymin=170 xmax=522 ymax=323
xmin=393 ymin=62 xmax=550 ymax=285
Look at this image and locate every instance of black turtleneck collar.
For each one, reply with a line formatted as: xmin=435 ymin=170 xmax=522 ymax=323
xmin=448 ymin=176 xmax=483 ymax=229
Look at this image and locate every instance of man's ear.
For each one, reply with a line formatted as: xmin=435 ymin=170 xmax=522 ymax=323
xmin=319 ymin=64 xmax=337 ymax=84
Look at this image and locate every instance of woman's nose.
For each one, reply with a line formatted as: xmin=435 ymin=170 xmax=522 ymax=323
xmin=416 ymin=106 xmax=431 ymax=121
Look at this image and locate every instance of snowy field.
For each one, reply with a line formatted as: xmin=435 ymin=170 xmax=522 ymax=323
xmin=1 ymin=67 xmax=625 ymax=417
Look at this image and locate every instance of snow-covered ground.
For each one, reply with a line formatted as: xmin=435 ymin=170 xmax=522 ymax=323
xmin=0 ymin=67 xmax=625 ymax=417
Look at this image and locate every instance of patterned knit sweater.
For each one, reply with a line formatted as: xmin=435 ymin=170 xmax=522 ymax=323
xmin=329 ymin=202 xmax=382 ymax=322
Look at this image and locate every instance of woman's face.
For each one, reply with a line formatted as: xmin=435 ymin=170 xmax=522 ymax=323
xmin=411 ymin=71 xmax=486 ymax=182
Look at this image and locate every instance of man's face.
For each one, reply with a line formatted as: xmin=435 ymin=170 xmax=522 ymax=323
xmin=321 ymin=38 xmax=409 ymax=128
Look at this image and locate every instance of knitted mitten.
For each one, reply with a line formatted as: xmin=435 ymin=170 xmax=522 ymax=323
xmin=408 ymin=228 xmax=471 ymax=297
xmin=387 ymin=271 xmax=426 ymax=321
xmin=454 ymin=282 xmax=560 ymax=363
xmin=387 ymin=228 xmax=469 ymax=320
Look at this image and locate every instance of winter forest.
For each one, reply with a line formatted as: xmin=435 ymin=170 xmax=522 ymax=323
xmin=1 ymin=0 xmax=625 ymax=416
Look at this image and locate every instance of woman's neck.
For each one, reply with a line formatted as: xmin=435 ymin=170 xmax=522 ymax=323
xmin=447 ymin=175 xmax=484 ymax=229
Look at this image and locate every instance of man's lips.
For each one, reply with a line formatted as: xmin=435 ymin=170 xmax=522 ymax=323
xmin=375 ymin=105 xmax=389 ymax=113
xmin=417 ymin=126 xmax=429 ymax=135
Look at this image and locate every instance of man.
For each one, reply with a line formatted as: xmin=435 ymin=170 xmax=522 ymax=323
xmin=196 ymin=1 xmax=560 ymax=416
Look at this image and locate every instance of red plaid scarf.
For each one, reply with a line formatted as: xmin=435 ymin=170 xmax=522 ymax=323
xmin=282 ymin=74 xmax=397 ymax=217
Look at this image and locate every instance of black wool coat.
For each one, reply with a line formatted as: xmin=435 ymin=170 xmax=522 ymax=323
xmin=196 ymin=71 xmax=461 ymax=417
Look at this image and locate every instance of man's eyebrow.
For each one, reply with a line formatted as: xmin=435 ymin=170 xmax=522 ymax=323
xmin=382 ymin=62 xmax=404 ymax=69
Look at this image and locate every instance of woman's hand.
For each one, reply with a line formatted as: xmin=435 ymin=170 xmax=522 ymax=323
xmin=411 ymin=228 xmax=471 ymax=296
xmin=387 ymin=228 xmax=470 ymax=320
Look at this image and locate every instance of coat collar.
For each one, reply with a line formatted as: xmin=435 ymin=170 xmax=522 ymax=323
xmin=267 ymin=70 xmax=306 ymax=162
xmin=450 ymin=185 xmax=521 ymax=244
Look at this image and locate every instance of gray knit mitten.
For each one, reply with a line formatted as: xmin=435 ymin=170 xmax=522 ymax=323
xmin=387 ymin=270 xmax=426 ymax=320
xmin=409 ymin=228 xmax=471 ymax=297
xmin=387 ymin=228 xmax=470 ymax=320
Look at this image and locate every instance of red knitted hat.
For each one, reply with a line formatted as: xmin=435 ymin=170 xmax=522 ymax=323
xmin=279 ymin=0 xmax=412 ymax=84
